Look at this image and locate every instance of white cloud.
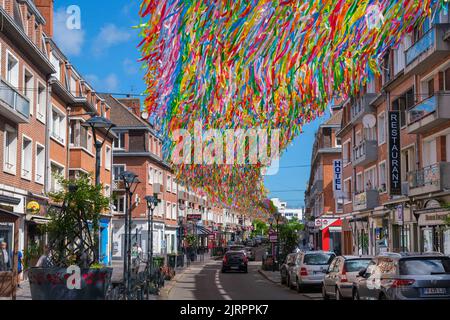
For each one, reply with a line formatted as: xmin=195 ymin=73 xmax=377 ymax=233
xmin=85 ymin=73 xmax=119 ymax=92
xmin=53 ymin=7 xmax=85 ymax=56
xmin=123 ymin=58 xmax=140 ymax=75
xmin=92 ymin=24 xmax=132 ymax=56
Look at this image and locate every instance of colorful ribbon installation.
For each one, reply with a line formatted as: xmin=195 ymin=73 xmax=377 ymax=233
xmin=138 ymin=0 xmax=445 ymax=217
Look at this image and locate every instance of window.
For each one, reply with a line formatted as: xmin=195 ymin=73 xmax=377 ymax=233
xmin=392 ymin=89 xmax=414 ymax=127
xmin=172 ymin=179 xmax=177 ymax=193
xmin=114 ymin=132 xmax=125 ymax=150
xmin=343 ymin=140 xmax=351 ymax=166
xmin=50 ymin=162 xmax=64 ymax=192
xmin=379 ymin=162 xmax=387 ymax=192
xmin=51 ymin=107 xmax=66 ymax=144
xmin=3 ymin=125 xmax=18 ymax=174
xmin=105 ymin=146 xmax=112 ymax=170
xmin=401 ymin=147 xmax=416 ymax=181
xmin=24 ymin=69 xmax=34 ymax=116
xmin=70 ymin=76 xmax=77 ymax=96
xmin=445 ymin=68 xmax=450 ymax=91
xmin=167 ymin=175 xmax=171 ymax=192
xmin=166 ymin=202 xmax=171 ymax=219
xmin=364 ymin=166 xmax=377 ymax=191
xmin=422 ymin=139 xmax=437 ymax=167
xmin=50 ymin=52 xmax=61 ymax=80
xmin=21 ymin=136 xmax=32 ymax=180
xmin=104 ymin=185 xmax=111 ymax=197
xmin=35 ymin=144 xmax=45 ymax=184
xmin=37 ymin=83 xmax=46 ymax=123
xmin=113 ymin=165 xmax=125 ymax=181
xmin=377 ymin=112 xmax=386 ymax=145
xmin=356 ymin=172 xmax=363 ymax=193
xmin=172 ymin=204 xmax=177 ymax=219
xmin=344 ymin=178 xmax=352 ymax=203
xmin=159 ymin=171 xmax=163 ymax=184
xmin=113 ymin=196 xmax=126 ymax=214
xmin=87 ymin=134 xmax=93 ymax=153
xmin=6 ymin=52 xmax=19 ymax=88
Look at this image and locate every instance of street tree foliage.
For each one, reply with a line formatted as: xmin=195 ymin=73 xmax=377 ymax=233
xmin=279 ymin=218 xmax=304 ymax=258
xmin=251 ymin=219 xmax=268 ymax=237
xmin=43 ymin=174 xmax=110 ymax=268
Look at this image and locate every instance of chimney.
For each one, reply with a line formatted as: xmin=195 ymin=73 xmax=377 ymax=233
xmin=117 ymin=98 xmax=142 ymax=117
xmin=34 ymin=0 xmax=54 ymax=37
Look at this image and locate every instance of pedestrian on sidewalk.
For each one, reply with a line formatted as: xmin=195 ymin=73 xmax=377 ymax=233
xmin=35 ymin=245 xmax=52 ymax=267
xmin=0 ymin=241 xmax=12 ymax=271
xmin=17 ymin=250 xmax=23 ymax=288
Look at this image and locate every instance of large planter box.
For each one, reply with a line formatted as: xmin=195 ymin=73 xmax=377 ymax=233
xmin=28 ymin=267 xmax=112 ymax=300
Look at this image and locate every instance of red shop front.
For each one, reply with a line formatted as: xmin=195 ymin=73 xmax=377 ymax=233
xmin=315 ymin=218 xmax=342 ymax=252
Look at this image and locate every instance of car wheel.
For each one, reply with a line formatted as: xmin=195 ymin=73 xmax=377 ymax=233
xmin=336 ymin=287 xmax=343 ymax=300
xmin=353 ymin=289 xmax=360 ymax=300
xmin=322 ymin=285 xmax=329 ymax=300
xmin=296 ymin=278 xmax=303 ymax=293
xmin=221 ymin=268 xmax=226 ymax=273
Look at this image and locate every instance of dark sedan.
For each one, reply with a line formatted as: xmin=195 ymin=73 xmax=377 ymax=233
xmin=222 ymin=251 xmax=248 ymax=273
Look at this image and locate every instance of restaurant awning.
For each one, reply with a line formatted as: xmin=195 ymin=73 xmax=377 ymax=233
xmin=25 ymin=214 xmax=50 ymax=225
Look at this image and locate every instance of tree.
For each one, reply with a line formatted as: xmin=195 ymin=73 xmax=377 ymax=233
xmin=43 ymin=174 xmax=110 ymax=268
xmin=251 ymin=219 xmax=268 ymax=237
xmin=279 ymin=218 xmax=304 ymax=258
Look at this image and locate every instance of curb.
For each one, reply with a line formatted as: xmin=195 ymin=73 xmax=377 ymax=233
xmin=257 ymin=269 xmax=281 ymax=286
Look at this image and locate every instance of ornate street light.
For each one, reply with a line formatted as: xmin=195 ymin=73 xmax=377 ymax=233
xmin=81 ymin=115 xmax=116 ymax=264
xmin=144 ymin=195 xmax=160 ymax=280
xmin=120 ymin=171 xmax=140 ymax=299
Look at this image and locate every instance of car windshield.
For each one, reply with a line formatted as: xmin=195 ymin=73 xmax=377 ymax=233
xmin=227 ymin=252 xmax=245 ymax=259
xmin=230 ymin=246 xmax=244 ymax=251
xmin=399 ymin=257 xmax=450 ymax=275
xmin=303 ymin=253 xmax=335 ymax=265
xmin=345 ymin=259 xmax=371 ymax=272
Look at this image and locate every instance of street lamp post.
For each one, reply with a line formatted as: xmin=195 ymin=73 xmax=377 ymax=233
xmin=274 ymin=212 xmax=281 ymax=270
xmin=120 ymin=171 xmax=139 ymax=299
xmin=145 ymin=194 xmax=159 ymax=297
xmin=82 ymin=115 xmax=116 ymax=263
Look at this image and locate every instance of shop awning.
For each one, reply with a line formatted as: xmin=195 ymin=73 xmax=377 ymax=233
xmin=0 ymin=208 xmax=20 ymax=219
xmin=25 ymin=214 xmax=50 ymax=225
xmin=196 ymin=225 xmax=213 ymax=236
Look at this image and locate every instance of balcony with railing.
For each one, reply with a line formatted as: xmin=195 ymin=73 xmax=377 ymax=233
xmin=350 ymin=93 xmax=378 ymax=124
xmin=405 ymin=24 xmax=450 ymax=75
xmin=353 ymin=190 xmax=380 ymax=212
xmin=310 ymin=179 xmax=323 ymax=196
xmin=407 ymin=93 xmax=450 ymax=134
xmin=407 ymin=162 xmax=450 ymax=196
xmin=352 ymin=140 xmax=378 ymax=167
xmin=0 ymin=79 xmax=30 ymax=123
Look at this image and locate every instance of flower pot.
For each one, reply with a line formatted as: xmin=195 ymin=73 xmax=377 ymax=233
xmin=28 ymin=267 xmax=112 ymax=300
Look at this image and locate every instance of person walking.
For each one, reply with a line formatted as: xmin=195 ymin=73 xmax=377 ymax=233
xmin=0 ymin=241 xmax=12 ymax=271
xmin=17 ymin=250 xmax=23 ymax=288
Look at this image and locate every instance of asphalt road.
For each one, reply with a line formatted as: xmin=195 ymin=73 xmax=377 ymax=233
xmin=164 ymin=246 xmax=322 ymax=300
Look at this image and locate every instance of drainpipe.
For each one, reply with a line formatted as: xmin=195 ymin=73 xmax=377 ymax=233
xmin=44 ymin=81 xmax=52 ymax=194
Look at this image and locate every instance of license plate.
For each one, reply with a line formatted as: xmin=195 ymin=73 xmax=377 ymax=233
xmin=230 ymin=266 xmax=239 ymax=270
xmin=314 ymin=271 xmax=324 ymax=275
xmin=423 ymin=288 xmax=447 ymax=295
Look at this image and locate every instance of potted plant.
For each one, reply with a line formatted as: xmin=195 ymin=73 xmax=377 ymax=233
xmin=27 ymin=174 xmax=113 ymax=300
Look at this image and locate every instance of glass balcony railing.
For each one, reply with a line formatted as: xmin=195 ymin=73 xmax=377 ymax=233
xmin=408 ymin=95 xmax=437 ymax=124
xmin=408 ymin=163 xmax=441 ymax=189
xmin=405 ymin=28 xmax=436 ymax=66
xmin=0 ymin=79 xmax=30 ymax=119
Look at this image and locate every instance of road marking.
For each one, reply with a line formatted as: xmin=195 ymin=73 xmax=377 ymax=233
xmin=215 ymin=269 xmax=232 ymax=300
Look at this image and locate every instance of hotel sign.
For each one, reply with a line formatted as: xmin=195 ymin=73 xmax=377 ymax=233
xmin=388 ymin=111 xmax=401 ymax=195
xmin=333 ymin=160 xmax=343 ymax=197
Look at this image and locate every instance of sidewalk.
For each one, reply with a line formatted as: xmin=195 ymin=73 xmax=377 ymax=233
xmin=159 ymin=253 xmax=214 ymax=299
xmin=258 ymin=268 xmax=282 ymax=285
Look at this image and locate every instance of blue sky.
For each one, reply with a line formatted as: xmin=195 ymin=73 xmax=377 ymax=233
xmin=53 ymin=0 xmax=330 ymax=209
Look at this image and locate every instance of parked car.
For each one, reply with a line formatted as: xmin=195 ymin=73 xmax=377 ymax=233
xmin=222 ymin=251 xmax=248 ymax=273
xmin=287 ymin=251 xmax=336 ymax=292
xmin=280 ymin=253 xmax=297 ymax=285
xmin=244 ymin=247 xmax=256 ymax=261
xmin=353 ymin=253 xmax=450 ymax=300
xmin=322 ymin=256 xmax=372 ymax=300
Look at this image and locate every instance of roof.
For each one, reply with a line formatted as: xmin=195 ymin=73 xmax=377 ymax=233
xmin=323 ymin=109 xmax=343 ymax=126
xmin=99 ymin=94 xmax=154 ymax=129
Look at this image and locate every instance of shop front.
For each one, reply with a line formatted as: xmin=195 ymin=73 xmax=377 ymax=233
xmin=0 ymin=208 xmax=20 ymax=298
xmin=415 ymin=203 xmax=450 ymax=255
xmin=368 ymin=211 xmax=389 ymax=255
xmin=315 ymin=218 xmax=342 ymax=253
xmin=349 ymin=214 xmax=369 ymax=255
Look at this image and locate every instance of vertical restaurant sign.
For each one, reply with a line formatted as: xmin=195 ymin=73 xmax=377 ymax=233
xmin=333 ymin=160 xmax=343 ymax=197
xmin=388 ymin=111 xmax=401 ymax=195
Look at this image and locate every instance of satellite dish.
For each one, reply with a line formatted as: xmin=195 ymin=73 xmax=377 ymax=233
xmin=141 ymin=112 xmax=149 ymax=120
xmin=362 ymin=114 xmax=376 ymax=129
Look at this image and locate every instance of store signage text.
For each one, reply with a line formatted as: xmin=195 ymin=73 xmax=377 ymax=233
xmin=388 ymin=111 xmax=401 ymax=195
xmin=333 ymin=160 xmax=343 ymax=197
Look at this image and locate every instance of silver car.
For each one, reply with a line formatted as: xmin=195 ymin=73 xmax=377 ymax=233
xmin=287 ymin=251 xmax=336 ymax=292
xmin=322 ymin=256 xmax=372 ymax=300
xmin=353 ymin=253 xmax=450 ymax=300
